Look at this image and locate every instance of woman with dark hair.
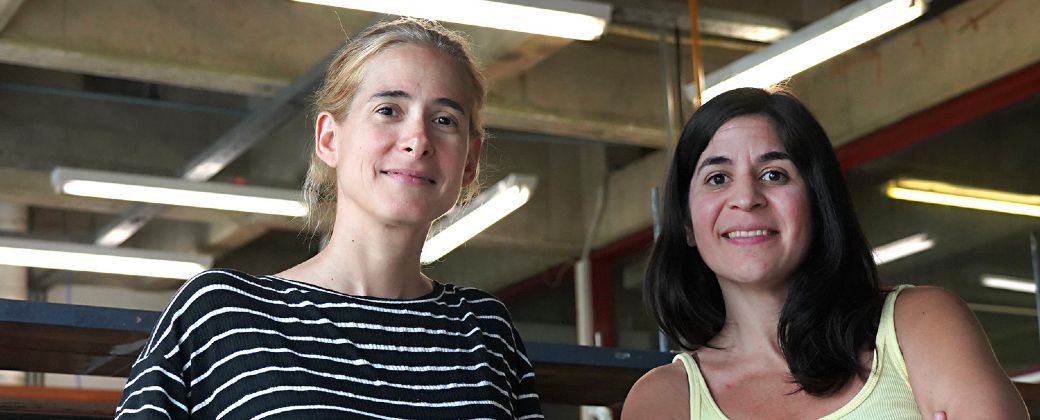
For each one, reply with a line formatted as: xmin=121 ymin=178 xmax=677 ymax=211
xmin=623 ymin=87 xmax=1025 ymax=419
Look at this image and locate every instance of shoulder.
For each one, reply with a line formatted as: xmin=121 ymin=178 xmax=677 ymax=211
xmin=892 ymin=286 xmax=972 ymax=336
xmin=892 ymin=286 xmax=979 ymax=363
xmin=622 ymin=360 xmax=689 ymax=420
xmin=442 ymin=284 xmax=513 ymax=317
xmin=178 ymin=268 xmax=263 ymax=294
xmin=139 ymin=269 xmax=265 ymax=359
xmin=894 ymin=286 xmax=1028 ymax=418
xmin=162 ymin=269 xmax=274 ymax=318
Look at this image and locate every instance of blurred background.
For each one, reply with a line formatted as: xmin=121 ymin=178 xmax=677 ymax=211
xmin=0 ymin=0 xmax=1037 ymax=417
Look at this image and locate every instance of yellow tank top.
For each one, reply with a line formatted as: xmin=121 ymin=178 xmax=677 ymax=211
xmin=675 ymin=285 xmax=921 ymax=419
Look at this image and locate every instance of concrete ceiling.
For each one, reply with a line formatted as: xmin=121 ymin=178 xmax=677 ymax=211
xmin=1 ymin=0 xmax=1039 ymax=371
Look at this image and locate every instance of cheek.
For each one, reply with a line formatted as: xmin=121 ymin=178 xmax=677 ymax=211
xmin=781 ymin=190 xmax=814 ymax=252
xmin=687 ymin=190 xmax=722 ymax=241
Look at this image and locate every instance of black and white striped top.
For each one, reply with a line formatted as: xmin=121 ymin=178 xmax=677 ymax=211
xmin=116 ymin=269 xmax=543 ymax=419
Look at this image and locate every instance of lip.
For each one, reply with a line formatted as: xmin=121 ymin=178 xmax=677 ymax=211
xmin=379 ymin=169 xmax=436 ymax=185
xmin=720 ymin=226 xmax=778 ymax=243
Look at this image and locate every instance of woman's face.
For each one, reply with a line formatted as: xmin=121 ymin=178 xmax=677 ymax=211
xmin=317 ymin=44 xmax=480 ymax=229
xmin=687 ymin=115 xmax=812 ymax=289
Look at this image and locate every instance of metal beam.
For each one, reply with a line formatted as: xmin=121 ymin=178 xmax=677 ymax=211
xmin=91 ymin=52 xmax=331 ymax=246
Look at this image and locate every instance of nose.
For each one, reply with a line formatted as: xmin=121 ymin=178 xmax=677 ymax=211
xmin=728 ymin=177 xmax=765 ymax=211
xmin=400 ymin=117 xmax=432 ymax=158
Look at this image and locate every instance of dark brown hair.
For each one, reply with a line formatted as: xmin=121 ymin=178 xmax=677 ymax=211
xmin=644 ymin=87 xmax=885 ymax=395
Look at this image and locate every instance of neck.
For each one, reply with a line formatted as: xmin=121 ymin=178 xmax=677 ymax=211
xmin=710 ymin=280 xmax=790 ymax=360
xmin=279 ymin=203 xmax=433 ymax=299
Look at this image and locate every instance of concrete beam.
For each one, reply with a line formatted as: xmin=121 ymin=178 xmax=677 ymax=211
xmin=484 ymin=105 xmax=667 ymax=148
xmin=0 ymin=0 xmax=23 ymax=34
xmin=0 ymin=40 xmax=289 ymax=96
xmin=484 ymin=36 xmax=573 ymax=82
xmin=790 ymin=0 xmax=1040 ymax=147
xmin=595 ymin=149 xmax=668 ymax=248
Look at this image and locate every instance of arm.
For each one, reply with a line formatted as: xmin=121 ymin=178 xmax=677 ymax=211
xmin=115 ymin=271 xmax=217 ymax=419
xmin=509 ymin=327 xmax=545 ymax=419
xmin=895 ymin=286 xmax=1028 ymax=419
xmin=621 ymin=361 xmax=689 ymax=420
xmin=115 ymin=342 xmax=190 ymax=419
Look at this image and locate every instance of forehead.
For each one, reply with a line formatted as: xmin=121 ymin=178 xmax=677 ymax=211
xmin=700 ymin=114 xmax=785 ymax=159
xmin=356 ymin=43 xmax=476 ymax=106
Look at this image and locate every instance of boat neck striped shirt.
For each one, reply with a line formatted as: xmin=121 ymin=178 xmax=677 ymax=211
xmin=116 ymin=269 xmax=543 ymax=419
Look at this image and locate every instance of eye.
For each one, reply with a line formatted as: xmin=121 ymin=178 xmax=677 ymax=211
xmin=761 ymin=169 xmax=788 ymax=183
xmin=375 ymin=105 xmax=397 ymax=116
xmin=433 ymin=115 xmax=457 ymax=126
xmin=706 ymin=173 xmax=728 ymax=186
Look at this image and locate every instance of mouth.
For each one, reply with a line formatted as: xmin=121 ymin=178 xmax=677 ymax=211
xmin=380 ymin=170 xmax=436 ymax=185
xmin=721 ymin=229 xmax=777 ymax=239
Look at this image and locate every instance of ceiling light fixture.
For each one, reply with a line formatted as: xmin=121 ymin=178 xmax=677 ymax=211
xmin=421 ymin=174 xmax=537 ymax=264
xmin=691 ymin=0 xmax=926 ymax=102
xmin=51 ymin=167 xmax=308 ymax=217
xmin=0 ymin=237 xmax=212 ymax=279
xmin=886 ymin=178 xmax=1040 ymax=218
xmin=980 ymin=274 xmax=1036 ymax=294
xmin=293 ymin=0 xmax=612 ymax=41
xmin=1011 ymin=370 xmax=1040 ymax=384
xmin=872 ymin=233 xmax=933 ymax=265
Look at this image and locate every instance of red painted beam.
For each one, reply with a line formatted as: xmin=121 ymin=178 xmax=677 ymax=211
xmin=837 ymin=61 xmax=1040 ymax=170
xmin=494 ymin=263 xmax=575 ymax=304
xmin=0 ymin=385 xmax=120 ymax=417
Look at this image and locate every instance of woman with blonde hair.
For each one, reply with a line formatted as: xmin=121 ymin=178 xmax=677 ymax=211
xmin=117 ymin=18 xmax=542 ymax=419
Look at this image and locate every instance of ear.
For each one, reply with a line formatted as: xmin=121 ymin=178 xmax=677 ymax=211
xmin=461 ymin=133 xmax=482 ymax=186
xmin=315 ymin=111 xmax=340 ymax=168
xmin=684 ymin=225 xmax=697 ymax=247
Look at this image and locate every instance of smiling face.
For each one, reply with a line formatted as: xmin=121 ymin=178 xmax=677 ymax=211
xmin=315 ymin=43 xmax=480 ymax=229
xmin=688 ymin=114 xmax=812 ymax=289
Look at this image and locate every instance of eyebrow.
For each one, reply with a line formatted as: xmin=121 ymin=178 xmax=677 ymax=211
xmin=758 ymin=151 xmax=792 ymax=163
xmin=696 ymin=150 xmax=792 ymax=173
xmin=371 ymin=90 xmax=467 ymax=115
xmin=696 ymin=156 xmax=731 ymax=173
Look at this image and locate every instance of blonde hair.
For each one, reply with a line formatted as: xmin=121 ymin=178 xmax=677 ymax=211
xmin=304 ymin=17 xmax=487 ymax=233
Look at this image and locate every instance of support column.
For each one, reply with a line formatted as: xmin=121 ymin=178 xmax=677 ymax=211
xmin=0 ymin=203 xmax=28 ymax=385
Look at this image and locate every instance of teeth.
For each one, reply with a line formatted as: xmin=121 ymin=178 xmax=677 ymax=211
xmin=725 ymin=229 xmax=771 ymax=238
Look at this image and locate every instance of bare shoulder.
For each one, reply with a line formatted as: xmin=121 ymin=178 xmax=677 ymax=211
xmin=894 ymin=285 xmax=985 ymax=364
xmin=893 ymin=286 xmax=971 ymax=332
xmin=893 ymin=286 xmax=1028 ymax=418
xmin=622 ymin=359 xmax=689 ymax=420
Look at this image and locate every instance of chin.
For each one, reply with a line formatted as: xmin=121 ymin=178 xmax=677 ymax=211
xmin=718 ymin=267 xmax=791 ymax=287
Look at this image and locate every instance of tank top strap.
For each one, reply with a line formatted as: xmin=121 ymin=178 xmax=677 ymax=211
xmin=876 ymin=285 xmax=914 ymax=383
xmin=674 ymin=352 xmax=729 ymax=420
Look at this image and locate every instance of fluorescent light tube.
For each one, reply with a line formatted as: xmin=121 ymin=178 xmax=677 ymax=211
xmin=0 ymin=237 xmax=212 ymax=279
xmin=980 ymin=274 xmax=1036 ymax=294
xmin=293 ymin=0 xmax=612 ymax=40
xmin=1011 ymin=370 xmax=1040 ymax=384
xmin=872 ymin=233 xmax=933 ymax=265
xmin=421 ymin=174 xmax=537 ymax=263
xmin=692 ymin=0 xmax=925 ymax=102
xmin=886 ymin=178 xmax=1040 ymax=218
xmin=52 ymin=167 xmax=308 ymax=217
